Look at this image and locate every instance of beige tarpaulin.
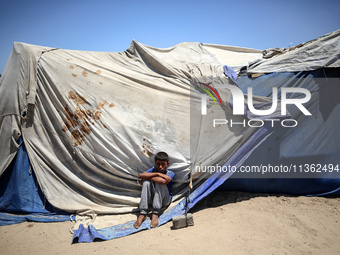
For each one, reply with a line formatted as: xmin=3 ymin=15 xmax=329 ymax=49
xmin=0 ymin=40 xmax=265 ymax=214
xmin=246 ymin=29 xmax=340 ymax=74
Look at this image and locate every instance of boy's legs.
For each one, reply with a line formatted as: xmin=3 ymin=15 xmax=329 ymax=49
xmin=133 ymin=179 xmax=153 ymax=228
xmin=151 ymin=182 xmax=170 ymax=227
xmin=134 ymin=179 xmax=170 ymax=228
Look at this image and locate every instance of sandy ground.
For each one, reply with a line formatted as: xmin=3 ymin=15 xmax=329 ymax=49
xmin=1 ymin=191 xmax=339 ymax=255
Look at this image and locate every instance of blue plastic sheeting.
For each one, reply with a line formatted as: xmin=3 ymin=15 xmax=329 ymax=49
xmin=0 ymin=138 xmax=71 ymax=225
xmin=219 ymin=69 xmax=340 ymax=195
xmin=219 ymin=178 xmax=340 ymax=196
xmin=0 ymin=212 xmax=72 ymax=226
xmin=72 ymin=198 xmax=191 ymax=243
xmin=72 ymin=121 xmax=275 ymax=243
xmin=223 ymin=65 xmax=238 ymax=84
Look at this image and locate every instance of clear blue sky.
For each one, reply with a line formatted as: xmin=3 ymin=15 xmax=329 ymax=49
xmin=1 ymin=0 xmax=339 ymax=74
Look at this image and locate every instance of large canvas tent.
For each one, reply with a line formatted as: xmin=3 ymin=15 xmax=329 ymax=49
xmin=1 ymin=29 xmax=339 ymax=242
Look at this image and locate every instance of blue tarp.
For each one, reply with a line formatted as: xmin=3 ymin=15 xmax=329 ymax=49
xmin=219 ymin=68 xmax=340 ymax=195
xmin=220 ymin=178 xmax=340 ymax=196
xmin=0 ymin=138 xmax=72 ymax=226
xmin=0 ymin=212 xmax=72 ymax=226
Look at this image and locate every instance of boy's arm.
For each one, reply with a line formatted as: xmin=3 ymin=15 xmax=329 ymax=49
xmin=138 ymin=172 xmax=172 ymax=185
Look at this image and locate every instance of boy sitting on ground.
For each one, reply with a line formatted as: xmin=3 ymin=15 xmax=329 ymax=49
xmin=133 ymin=151 xmax=175 ymax=228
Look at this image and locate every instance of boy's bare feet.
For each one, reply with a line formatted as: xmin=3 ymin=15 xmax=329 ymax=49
xmin=133 ymin=214 xmax=147 ymax=229
xmin=150 ymin=213 xmax=159 ymax=228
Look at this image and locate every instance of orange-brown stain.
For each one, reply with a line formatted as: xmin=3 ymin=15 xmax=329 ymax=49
xmin=63 ymin=91 xmax=115 ymax=146
xmin=96 ymin=101 xmax=108 ymax=110
xmin=69 ymin=65 xmax=74 ymax=69
xmin=141 ymin=141 xmax=155 ymax=157
xmin=64 ymin=105 xmax=79 ymax=128
xmin=68 ymin=91 xmax=86 ymax=105
xmin=72 ymin=74 xmax=77 ymax=77
xmin=96 ymin=70 xmax=101 ymax=74
xmin=82 ymin=70 xmax=88 ymax=77
xmin=71 ymin=130 xmax=85 ymax=146
xmin=93 ymin=111 xmax=102 ymax=120
xmin=80 ymin=122 xmax=91 ymax=134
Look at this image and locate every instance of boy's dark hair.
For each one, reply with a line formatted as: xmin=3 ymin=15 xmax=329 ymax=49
xmin=155 ymin=151 xmax=169 ymax=162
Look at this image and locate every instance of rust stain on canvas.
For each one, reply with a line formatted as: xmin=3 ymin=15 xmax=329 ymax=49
xmin=68 ymin=91 xmax=87 ymax=105
xmin=82 ymin=70 xmax=88 ymax=77
xmin=141 ymin=139 xmax=155 ymax=157
xmin=62 ymin=91 xmax=115 ymax=146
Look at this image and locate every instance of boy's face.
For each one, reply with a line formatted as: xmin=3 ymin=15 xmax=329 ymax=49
xmin=155 ymin=160 xmax=169 ymax=174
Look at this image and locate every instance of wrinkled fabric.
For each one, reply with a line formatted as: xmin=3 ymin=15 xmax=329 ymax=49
xmin=247 ymin=29 xmax=340 ymax=74
xmin=0 ymin=41 xmax=265 ymax=215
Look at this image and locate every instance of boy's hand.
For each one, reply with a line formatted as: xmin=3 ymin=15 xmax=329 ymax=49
xmin=138 ymin=172 xmax=172 ymax=185
xmin=162 ymin=174 xmax=172 ymax=183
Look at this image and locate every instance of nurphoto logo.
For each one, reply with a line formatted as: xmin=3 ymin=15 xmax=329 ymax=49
xmin=200 ymin=84 xmax=312 ymax=128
